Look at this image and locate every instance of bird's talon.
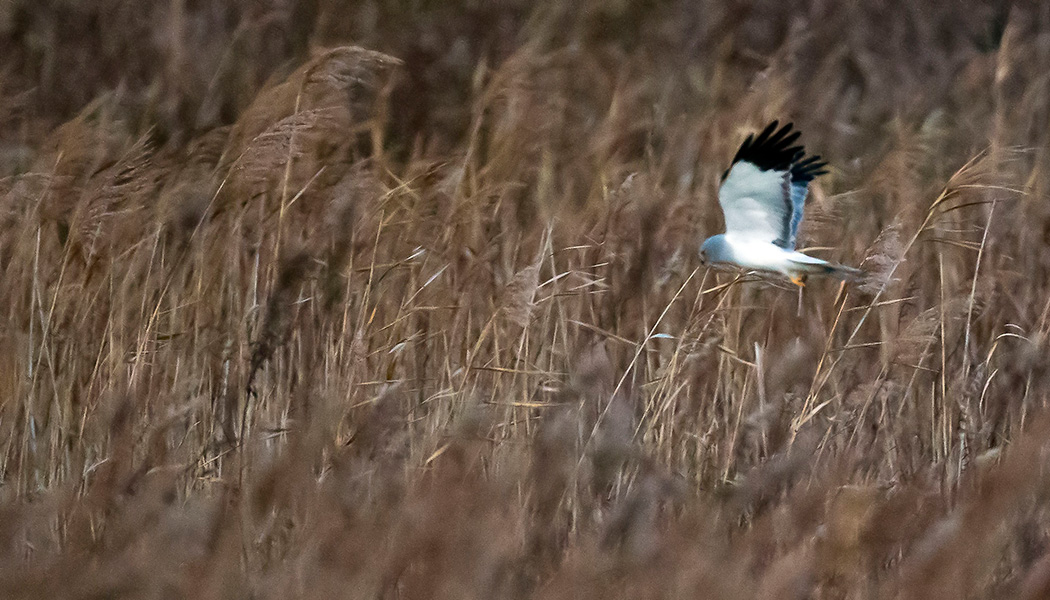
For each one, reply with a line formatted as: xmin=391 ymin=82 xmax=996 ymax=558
xmin=790 ymin=275 xmax=806 ymax=287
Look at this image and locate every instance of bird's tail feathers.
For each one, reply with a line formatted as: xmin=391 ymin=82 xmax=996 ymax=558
xmin=790 ymin=257 xmax=863 ymax=281
xmin=822 ymin=263 xmax=863 ymax=281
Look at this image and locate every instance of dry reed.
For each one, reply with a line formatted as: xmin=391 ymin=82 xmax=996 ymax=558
xmin=1 ymin=1 xmax=1049 ymax=598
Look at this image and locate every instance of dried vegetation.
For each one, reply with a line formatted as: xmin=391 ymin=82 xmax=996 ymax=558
xmin=2 ymin=1 xmax=1050 ymax=598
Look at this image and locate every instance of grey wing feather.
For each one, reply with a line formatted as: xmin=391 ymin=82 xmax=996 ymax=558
xmin=784 ymin=153 xmax=828 ymax=249
xmin=786 ymin=181 xmax=808 ymax=249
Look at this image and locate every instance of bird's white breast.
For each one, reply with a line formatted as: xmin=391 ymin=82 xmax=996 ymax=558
xmin=722 ymin=235 xmax=794 ymax=274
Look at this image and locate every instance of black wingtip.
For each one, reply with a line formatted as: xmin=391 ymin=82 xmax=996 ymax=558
xmin=727 ymin=121 xmax=827 ymax=183
xmin=790 ymin=154 xmax=829 ymax=183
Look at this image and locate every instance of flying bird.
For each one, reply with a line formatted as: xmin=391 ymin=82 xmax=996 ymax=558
xmin=699 ymin=121 xmax=860 ymax=286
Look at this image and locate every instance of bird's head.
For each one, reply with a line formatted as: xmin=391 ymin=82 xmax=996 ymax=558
xmin=699 ymin=234 xmax=729 ymax=267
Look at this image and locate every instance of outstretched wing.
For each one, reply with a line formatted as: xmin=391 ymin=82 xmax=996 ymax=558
xmin=718 ymin=121 xmax=827 ymax=249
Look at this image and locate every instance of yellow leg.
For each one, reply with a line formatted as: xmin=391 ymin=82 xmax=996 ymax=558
xmin=789 ymin=274 xmax=807 ymax=287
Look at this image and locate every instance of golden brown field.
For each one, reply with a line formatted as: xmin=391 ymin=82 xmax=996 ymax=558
xmin=2 ymin=1 xmax=1050 ymax=598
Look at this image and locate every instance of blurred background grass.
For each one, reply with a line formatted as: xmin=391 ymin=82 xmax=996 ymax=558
xmin=2 ymin=1 xmax=1050 ymax=598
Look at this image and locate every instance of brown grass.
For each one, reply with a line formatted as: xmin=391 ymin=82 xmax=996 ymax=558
xmin=2 ymin=1 xmax=1050 ymax=598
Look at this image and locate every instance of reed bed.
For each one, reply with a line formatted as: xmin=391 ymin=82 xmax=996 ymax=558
xmin=2 ymin=1 xmax=1049 ymax=598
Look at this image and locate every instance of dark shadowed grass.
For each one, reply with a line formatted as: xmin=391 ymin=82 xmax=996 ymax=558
xmin=1 ymin=1 xmax=1050 ymax=598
